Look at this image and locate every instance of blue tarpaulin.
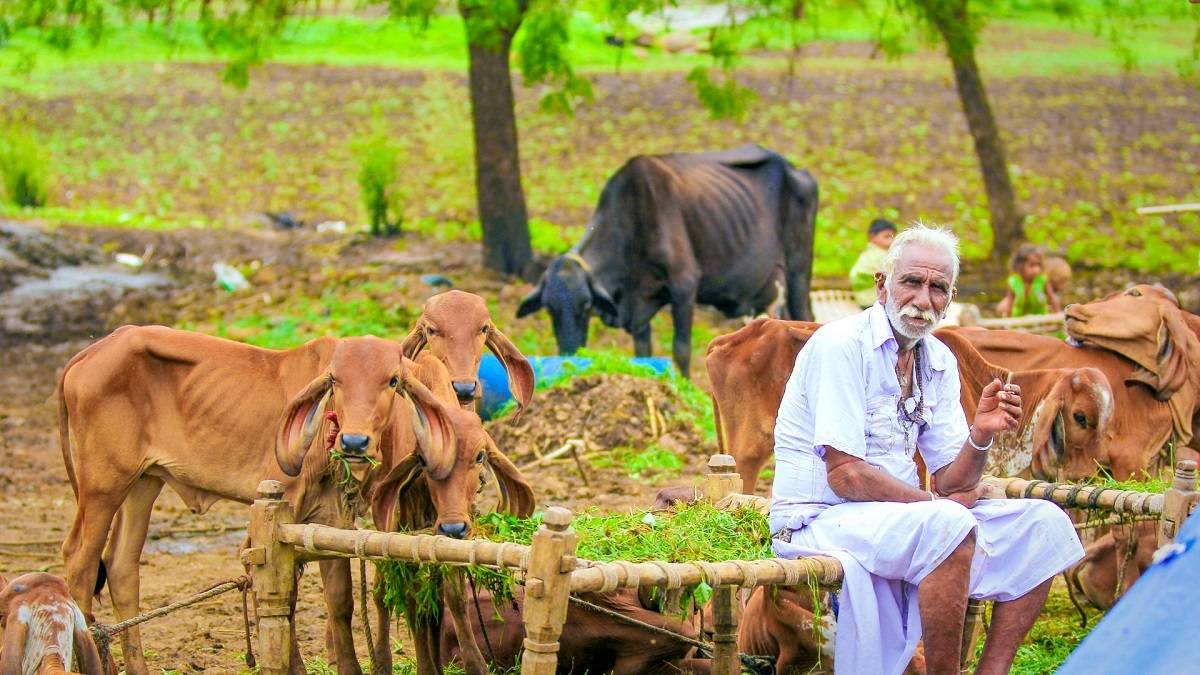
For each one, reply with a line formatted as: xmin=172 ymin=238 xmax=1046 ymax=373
xmin=475 ymin=354 xmax=673 ymax=419
xmin=1058 ymin=511 xmax=1199 ymax=674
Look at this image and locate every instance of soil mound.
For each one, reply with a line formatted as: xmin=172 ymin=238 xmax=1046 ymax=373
xmin=486 ymin=373 xmax=715 ymax=461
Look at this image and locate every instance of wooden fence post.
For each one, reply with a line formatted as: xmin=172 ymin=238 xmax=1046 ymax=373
xmin=706 ymin=454 xmax=741 ymax=675
xmin=1159 ymin=459 xmax=1198 ymax=546
xmin=520 ymin=506 xmax=578 ymax=675
xmin=243 ymin=480 xmax=296 ymax=675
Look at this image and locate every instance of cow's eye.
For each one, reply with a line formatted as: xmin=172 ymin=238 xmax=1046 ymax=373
xmin=1126 ymin=288 xmax=1142 ymax=297
xmin=389 ymin=375 xmax=399 ymax=388
xmin=427 ymin=328 xmax=440 ymax=337
xmin=475 ymin=451 xmax=486 ymax=464
xmin=480 ymin=325 xmax=489 ymax=335
xmin=1073 ymin=411 xmax=1088 ymax=427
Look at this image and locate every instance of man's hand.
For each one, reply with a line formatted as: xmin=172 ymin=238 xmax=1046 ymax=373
xmin=972 ymin=378 xmax=1022 ymax=441
xmin=940 ymin=483 xmax=988 ymax=508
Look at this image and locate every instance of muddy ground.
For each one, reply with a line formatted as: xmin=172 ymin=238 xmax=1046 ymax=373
xmin=0 ymin=221 xmax=725 ymax=673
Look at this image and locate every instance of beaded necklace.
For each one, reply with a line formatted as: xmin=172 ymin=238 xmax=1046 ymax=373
xmin=896 ymin=345 xmax=926 ymax=454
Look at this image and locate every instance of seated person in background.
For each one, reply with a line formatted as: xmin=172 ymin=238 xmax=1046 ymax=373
xmin=770 ymin=224 xmax=1083 ymax=675
xmin=997 ymin=244 xmax=1061 ymax=317
xmin=850 ymin=218 xmax=897 ymax=309
xmin=1045 ymin=255 xmax=1072 ymax=298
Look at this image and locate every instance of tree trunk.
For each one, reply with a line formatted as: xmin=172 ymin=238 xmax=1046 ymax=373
xmin=929 ymin=0 xmax=1024 ymax=263
xmin=460 ymin=3 xmax=533 ymax=278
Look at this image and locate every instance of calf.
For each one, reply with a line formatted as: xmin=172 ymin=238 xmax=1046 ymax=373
xmin=440 ymin=586 xmax=710 ymax=674
xmin=369 ymin=353 xmax=536 ymax=675
xmin=58 ymin=328 xmax=458 ymax=675
xmin=738 ymin=586 xmax=926 ymax=675
xmin=1066 ymin=522 xmax=1156 ymax=611
xmin=0 ymin=573 xmax=104 ymax=675
xmin=401 ymin=290 xmax=535 ymax=412
xmin=706 ymin=319 xmax=1113 ymax=493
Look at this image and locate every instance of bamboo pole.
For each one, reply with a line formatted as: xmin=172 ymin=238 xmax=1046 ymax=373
xmin=706 ymin=454 xmax=742 ymax=675
xmin=277 ymin=524 xmax=533 ymax=569
xmin=243 ymin=480 xmax=296 ymax=675
xmin=520 ymin=506 xmax=578 ymax=675
xmin=569 ymin=555 xmax=845 ymax=593
xmin=1158 ymin=460 xmax=1198 ymax=546
xmin=981 ymin=476 xmax=1164 ymax=515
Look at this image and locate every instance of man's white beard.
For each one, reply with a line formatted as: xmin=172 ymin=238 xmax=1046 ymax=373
xmin=885 ymin=294 xmax=942 ymax=341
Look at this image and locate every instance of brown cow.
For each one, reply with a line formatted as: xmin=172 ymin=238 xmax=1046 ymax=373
xmin=706 ymin=318 xmax=1112 ymax=493
xmin=368 ymin=352 xmax=536 ymax=675
xmin=438 ymin=586 xmax=710 ymax=674
xmin=1066 ymin=521 xmax=1156 ymax=611
xmin=0 ymin=573 xmax=106 ymax=675
xmin=57 ymin=327 xmax=458 ymax=675
xmin=401 ymin=290 xmax=535 ymax=412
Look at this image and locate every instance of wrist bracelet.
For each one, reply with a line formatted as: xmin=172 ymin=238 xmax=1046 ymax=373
xmin=968 ymin=425 xmax=994 ymax=451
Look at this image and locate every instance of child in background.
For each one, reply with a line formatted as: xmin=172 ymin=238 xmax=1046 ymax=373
xmin=997 ymin=244 xmax=1062 ymax=317
xmin=849 ymin=218 xmax=897 ymax=308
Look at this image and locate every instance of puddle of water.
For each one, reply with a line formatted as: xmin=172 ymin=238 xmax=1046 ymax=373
xmin=144 ymin=528 xmax=247 ymax=555
xmin=7 ymin=265 xmax=171 ymax=299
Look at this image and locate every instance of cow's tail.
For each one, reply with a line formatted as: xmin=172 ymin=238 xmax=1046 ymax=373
xmin=712 ymin=392 xmax=729 ymax=457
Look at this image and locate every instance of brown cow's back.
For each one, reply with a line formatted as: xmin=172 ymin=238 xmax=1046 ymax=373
xmin=60 ymin=325 xmax=336 ymax=507
xmin=956 ymin=328 xmax=1174 ymax=479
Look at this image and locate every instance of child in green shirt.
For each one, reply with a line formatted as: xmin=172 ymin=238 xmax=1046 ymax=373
xmin=997 ymin=244 xmax=1062 ymax=317
xmin=849 ymin=218 xmax=897 ymax=308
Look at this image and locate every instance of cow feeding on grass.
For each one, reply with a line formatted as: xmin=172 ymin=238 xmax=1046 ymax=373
xmin=57 ymin=328 xmax=461 ymax=675
xmin=516 ymin=144 xmax=817 ymax=378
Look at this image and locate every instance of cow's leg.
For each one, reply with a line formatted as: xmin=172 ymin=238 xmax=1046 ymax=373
xmin=783 ymin=266 xmax=812 ymax=322
xmin=371 ymin=585 xmax=393 ymax=675
xmin=442 ymin=572 xmax=489 ymax=675
xmin=62 ymin=488 xmax=124 ymax=626
xmin=668 ymin=288 xmax=697 ymax=378
xmin=319 ymin=559 xmax=362 ymax=675
xmin=632 ymin=323 xmax=653 ymax=358
xmin=104 ymin=476 xmax=164 ymax=675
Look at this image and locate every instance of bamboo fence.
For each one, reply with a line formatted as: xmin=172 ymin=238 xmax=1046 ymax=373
xmin=243 ymin=455 xmax=1199 ymax=675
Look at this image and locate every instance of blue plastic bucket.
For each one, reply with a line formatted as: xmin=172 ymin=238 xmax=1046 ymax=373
xmin=476 ymin=354 xmax=674 ymax=419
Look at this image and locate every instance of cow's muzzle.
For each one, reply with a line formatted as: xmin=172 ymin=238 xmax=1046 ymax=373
xmin=452 ymin=380 xmax=479 ymax=403
xmin=438 ymin=522 xmax=469 ymax=539
xmin=340 ymin=433 xmax=370 ymax=457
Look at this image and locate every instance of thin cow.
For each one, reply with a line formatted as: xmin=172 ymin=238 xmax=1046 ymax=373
xmin=57 ymin=328 xmax=460 ymax=675
xmin=516 ymin=144 xmax=817 ymax=378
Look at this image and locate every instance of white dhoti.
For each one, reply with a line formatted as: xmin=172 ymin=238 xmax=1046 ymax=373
xmin=772 ymin=498 xmax=1084 ymax=675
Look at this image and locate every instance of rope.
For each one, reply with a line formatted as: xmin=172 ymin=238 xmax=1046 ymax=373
xmin=467 ymin=573 xmax=498 ymax=665
xmin=90 ymin=575 xmax=251 ymax=665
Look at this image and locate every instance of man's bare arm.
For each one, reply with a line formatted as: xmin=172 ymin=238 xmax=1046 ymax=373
xmin=824 ymin=447 xmax=933 ymax=503
xmin=934 ymin=378 xmax=1022 ymax=495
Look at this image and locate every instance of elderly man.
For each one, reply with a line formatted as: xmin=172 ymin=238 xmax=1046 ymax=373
xmin=769 ymin=224 xmax=1083 ymax=675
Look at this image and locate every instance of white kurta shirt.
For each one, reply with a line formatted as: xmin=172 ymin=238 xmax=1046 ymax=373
xmin=769 ymin=302 xmax=969 ymax=534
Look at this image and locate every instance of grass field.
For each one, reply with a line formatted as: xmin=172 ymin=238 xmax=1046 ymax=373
xmin=2 ymin=4 xmax=1199 ymax=277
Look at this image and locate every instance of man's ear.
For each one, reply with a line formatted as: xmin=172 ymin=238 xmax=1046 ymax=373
xmin=875 ymin=272 xmax=887 ymax=303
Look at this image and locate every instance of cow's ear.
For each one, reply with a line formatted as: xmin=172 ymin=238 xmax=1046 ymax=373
xmin=485 ymin=326 xmax=536 ymax=421
xmin=399 ymin=363 xmax=457 ymax=480
xmin=516 ymin=278 xmax=545 ymax=318
xmin=400 ymin=319 xmax=428 ymax=360
xmin=485 ymin=436 xmax=535 ymax=518
xmin=588 ymin=277 xmax=618 ymax=319
xmin=276 ymin=374 xmax=333 ymax=477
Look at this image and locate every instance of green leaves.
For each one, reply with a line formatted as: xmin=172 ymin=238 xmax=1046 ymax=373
xmin=686 ymin=65 xmax=756 ymax=122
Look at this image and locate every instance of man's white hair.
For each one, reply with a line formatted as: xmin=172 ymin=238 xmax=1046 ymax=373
xmin=882 ymin=221 xmax=961 ymax=284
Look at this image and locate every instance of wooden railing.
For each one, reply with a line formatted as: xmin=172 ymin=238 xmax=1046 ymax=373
xmin=242 ymin=455 xmax=1199 ymax=675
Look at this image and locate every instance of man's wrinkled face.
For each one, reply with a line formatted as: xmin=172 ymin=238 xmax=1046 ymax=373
xmin=877 ymin=243 xmax=955 ymax=341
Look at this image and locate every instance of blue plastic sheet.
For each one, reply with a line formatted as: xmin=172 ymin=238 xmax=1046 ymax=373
xmin=1057 ymin=511 xmax=1200 ymax=674
xmin=475 ymin=354 xmax=673 ymax=419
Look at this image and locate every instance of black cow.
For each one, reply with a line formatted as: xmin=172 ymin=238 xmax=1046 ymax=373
xmin=516 ymin=144 xmax=817 ymax=377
